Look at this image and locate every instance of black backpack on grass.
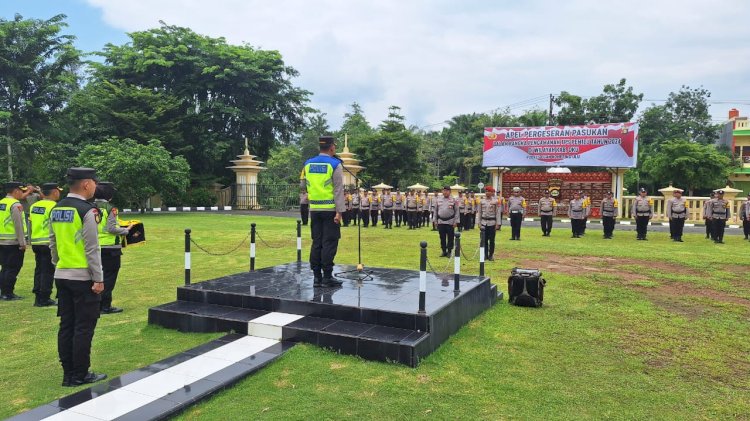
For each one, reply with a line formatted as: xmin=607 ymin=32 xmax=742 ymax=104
xmin=508 ymin=268 xmax=545 ymax=307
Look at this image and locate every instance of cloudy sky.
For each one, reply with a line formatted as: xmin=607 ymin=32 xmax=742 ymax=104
xmin=4 ymin=0 xmax=750 ymax=129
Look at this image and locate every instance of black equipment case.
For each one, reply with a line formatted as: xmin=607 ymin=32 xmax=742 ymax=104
xmin=508 ymin=268 xmax=546 ymax=307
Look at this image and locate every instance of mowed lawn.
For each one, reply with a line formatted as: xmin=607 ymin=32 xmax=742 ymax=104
xmin=1 ymin=213 xmax=749 ymax=420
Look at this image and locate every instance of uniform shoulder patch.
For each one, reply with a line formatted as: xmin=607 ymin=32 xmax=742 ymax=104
xmin=91 ymin=208 xmax=101 ymax=224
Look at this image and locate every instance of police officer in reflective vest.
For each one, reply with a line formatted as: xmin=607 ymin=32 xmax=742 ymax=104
xmin=29 ymin=183 xmax=63 ymax=306
xmin=0 ymin=181 xmax=29 ymax=300
xmin=302 ymin=136 xmax=346 ymax=287
xmin=51 ymin=167 xmax=107 ymax=386
xmin=94 ymin=182 xmax=133 ymax=314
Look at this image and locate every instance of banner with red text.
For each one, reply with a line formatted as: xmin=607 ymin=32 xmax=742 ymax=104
xmin=483 ymin=122 xmax=638 ymax=167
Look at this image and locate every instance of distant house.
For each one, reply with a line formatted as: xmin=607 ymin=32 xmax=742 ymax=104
xmin=717 ymin=108 xmax=750 ymax=195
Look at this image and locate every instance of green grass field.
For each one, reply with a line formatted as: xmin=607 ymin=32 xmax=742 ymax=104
xmin=1 ymin=213 xmax=749 ymax=420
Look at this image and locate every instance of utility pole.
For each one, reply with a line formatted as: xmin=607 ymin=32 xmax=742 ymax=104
xmin=548 ymin=94 xmax=555 ymax=125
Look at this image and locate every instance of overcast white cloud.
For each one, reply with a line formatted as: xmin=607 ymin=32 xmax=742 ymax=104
xmin=85 ymin=0 xmax=750 ymax=128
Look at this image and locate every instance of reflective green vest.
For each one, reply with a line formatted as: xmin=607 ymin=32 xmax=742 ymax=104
xmin=303 ymin=155 xmax=339 ymax=210
xmin=0 ymin=196 xmax=27 ymax=241
xmin=30 ymin=199 xmax=57 ymax=245
xmin=51 ymin=197 xmax=94 ymax=269
xmin=97 ymin=202 xmax=119 ymax=246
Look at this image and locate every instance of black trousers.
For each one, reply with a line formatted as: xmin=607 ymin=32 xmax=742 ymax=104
xmin=635 ymin=216 xmax=650 ymax=238
xmin=309 ymin=211 xmax=340 ymax=277
xmin=395 ymin=209 xmax=402 ymax=226
xmin=705 ymin=219 xmax=713 ymax=238
xmin=382 ymin=209 xmax=393 ymax=227
xmin=482 ymin=225 xmax=496 ymax=259
xmin=582 ymin=217 xmax=588 ymax=233
xmin=571 ymin=218 xmax=585 ymax=236
xmin=370 ymin=210 xmax=379 ymax=226
xmin=743 ymin=219 xmax=750 ymax=238
xmin=100 ymin=248 xmax=122 ymax=310
xmin=0 ymin=244 xmax=25 ymax=296
xmin=602 ymin=216 xmax=616 ymax=237
xmin=438 ymin=224 xmax=455 ymax=254
xmin=540 ymin=215 xmax=553 ymax=234
xmin=509 ymin=212 xmax=523 ymax=239
xmin=669 ymin=218 xmax=685 ymax=240
xmin=712 ymin=219 xmax=726 ymax=242
xmin=407 ymin=211 xmax=417 ymax=228
xmin=351 ymin=208 xmax=360 ymax=225
xmin=470 ymin=212 xmax=476 ymax=229
xmin=360 ymin=209 xmax=370 ymax=227
xmin=56 ymin=278 xmax=101 ymax=377
xmin=300 ymin=204 xmax=309 ymax=225
xmin=463 ymin=213 xmax=472 ymax=231
xmin=33 ymin=245 xmax=55 ymax=301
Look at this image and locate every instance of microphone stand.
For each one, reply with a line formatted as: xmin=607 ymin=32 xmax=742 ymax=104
xmin=333 ymin=154 xmax=372 ymax=280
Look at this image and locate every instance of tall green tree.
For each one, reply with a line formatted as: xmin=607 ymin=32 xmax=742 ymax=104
xmin=263 ymin=145 xmax=303 ymax=184
xmin=298 ymin=112 xmax=330 ymax=162
xmin=357 ymin=106 xmax=421 ymax=187
xmin=554 ymin=79 xmax=642 ymax=125
xmin=78 ymin=23 xmax=310 ymax=180
xmin=337 ymin=102 xmax=373 ymax=150
xmin=0 ymin=14 xmax=81 ymax=180
xmin=641 ymin=139 xmax=731 ymax=195
xmin=78 ymin=138 xmax=190 ymax=209
xmin=639 ymin=86 xmax=718 ymax=147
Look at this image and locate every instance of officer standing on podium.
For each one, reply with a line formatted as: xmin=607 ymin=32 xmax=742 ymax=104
xmin=51 ymin=167 xmax=107 ymax=386
xmin=302 ymin=136 xmax=346 ymax=287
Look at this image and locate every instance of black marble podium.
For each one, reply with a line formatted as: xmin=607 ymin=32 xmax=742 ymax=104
xmin=150 ymin=262 xmax=498 ymax=367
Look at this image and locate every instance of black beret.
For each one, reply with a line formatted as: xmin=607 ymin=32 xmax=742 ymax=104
xmin=442 ymin=185 xmax=450 ymax=190
xmin=66 ymin=167 xmax=98 ymax=181
xmin=318 ymin=136 xmax=336 ymax=147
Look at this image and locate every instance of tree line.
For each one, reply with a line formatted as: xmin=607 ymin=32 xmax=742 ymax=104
xmin=0 ymin=14 xmax=734 ymax=207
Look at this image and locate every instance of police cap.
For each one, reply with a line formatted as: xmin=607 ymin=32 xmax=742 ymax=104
xmin=674 ymin=188 xmax=684 ymax=193
xmin=318 ymin=136 xmax=336 ymax=148
xmin=4 ymin=181 xmax=27 ymax=191
xmin=41 ymin=183 xmax=63 ymax=194
xmin=512 ymin=187 xmax=521 ymax=192
xmin=717 ymin=189 xmax=725 ymax=195
xmin=639 ymin=187 xmax=647 ymax=193
xmin=442 ymin=185 xmax=450 ymax=190
xmin=484 ymin=186 xmax=495 ymax=193
xmin=605 ymin=191 xmax=613 ymax=195
xmin=95 ymin=182 xmax=116 ymax=200
xmin=66 ymin=167 xmax=98 ymax=181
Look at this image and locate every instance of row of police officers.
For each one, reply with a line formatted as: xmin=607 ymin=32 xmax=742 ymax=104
xmin=0 ymin=168 xmax=135 ymax=387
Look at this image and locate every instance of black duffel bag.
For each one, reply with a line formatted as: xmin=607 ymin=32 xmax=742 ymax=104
xmin=508 ymin=268 xmax=546 ymax=307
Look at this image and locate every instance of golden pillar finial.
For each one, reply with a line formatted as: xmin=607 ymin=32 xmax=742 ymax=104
xmin=244 ymin=136 xmax=250 ymax=155
xmin=344 ymin=133 xmax=350 ymax=153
